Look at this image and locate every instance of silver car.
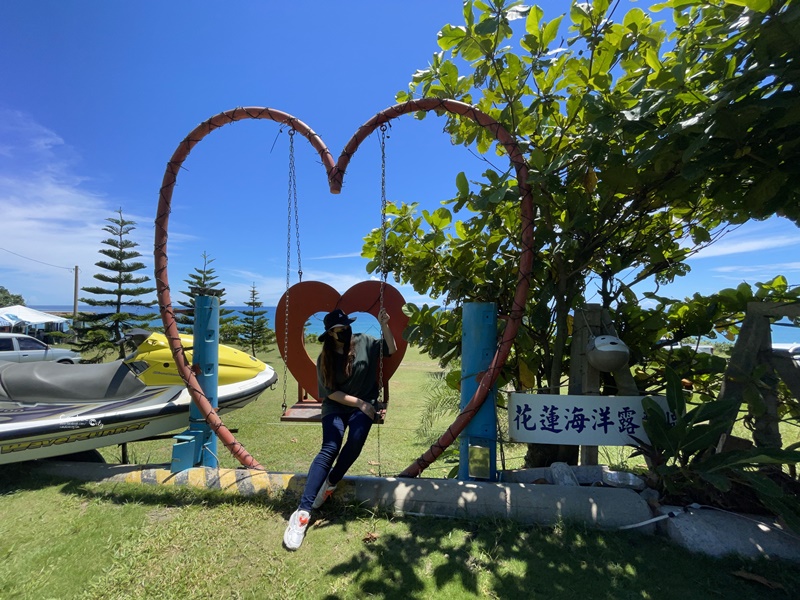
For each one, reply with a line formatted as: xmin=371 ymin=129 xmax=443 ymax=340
xmin=0 ymin=333 xmax=81 ymax=363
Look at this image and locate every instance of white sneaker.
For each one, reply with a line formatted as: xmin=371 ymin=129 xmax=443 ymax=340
xmin=311 ymin=478 xmax=337 ymax=509
xmin=283 ymin=509 xmax=310 ymax=551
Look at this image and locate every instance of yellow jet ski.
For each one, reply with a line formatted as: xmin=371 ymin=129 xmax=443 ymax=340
xmin=0 ymin=330 xmax=277 ymax=464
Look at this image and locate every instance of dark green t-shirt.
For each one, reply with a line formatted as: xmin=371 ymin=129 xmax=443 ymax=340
xmin=316 ymin=333 xmax=388 ymax=417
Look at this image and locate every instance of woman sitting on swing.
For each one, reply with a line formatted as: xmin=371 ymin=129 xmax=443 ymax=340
xmin=283 ymin=307 xmax=397 ymax=551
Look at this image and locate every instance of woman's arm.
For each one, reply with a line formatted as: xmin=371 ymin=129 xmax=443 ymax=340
xmin=378 ymin=308 xmax=397 ymax=355
xmin=327 ymin=390 xmax=376 ymax=419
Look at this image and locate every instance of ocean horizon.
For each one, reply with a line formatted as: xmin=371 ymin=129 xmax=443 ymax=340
xmin=30 ymin=305 xmax=390 ymax=338
xmin=31 ymin=304 xmax=800 ymax=345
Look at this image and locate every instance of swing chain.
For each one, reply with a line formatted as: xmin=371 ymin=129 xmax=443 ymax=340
xmin=374 ymin=123 xmax=392 ymax=474
xmin=377 ymin=124 xmax=389 ymax=408
xmin=290 ymin=130 xmax=303 ymax=283
xmin=282 ymin=129 xmax=300 ymax=415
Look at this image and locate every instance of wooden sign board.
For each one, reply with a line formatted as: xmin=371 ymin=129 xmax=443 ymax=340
xmin=508 ymin=393 xmax=674 ymax=447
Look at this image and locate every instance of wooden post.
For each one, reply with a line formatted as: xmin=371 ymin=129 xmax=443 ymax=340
xmin=717 ymin=301 xmax=800 ymax=449
xmin=601 ymin=310 xmax=640 ymax=397
xmin=568 ymin=305 xmax=641 ymax=466
xmin=571 ymin=304 xmax=601 ymax=465
xmin=715 ymin=307 xmax=772 ymax=437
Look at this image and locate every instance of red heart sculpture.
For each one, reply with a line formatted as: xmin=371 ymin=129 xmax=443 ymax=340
xmin=275 ymin=280 xmax=408 ymax=401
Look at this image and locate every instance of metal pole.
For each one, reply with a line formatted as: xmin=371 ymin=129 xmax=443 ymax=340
xmin=458 ymin=303 xmax=498 ymax=481
xmin=72 ymin=266 xmax=79 ymax=342
xmin=191 ymin=289 xmax=220 ymax=468
xmin=72 ymin=266 xmax=79 ymax=320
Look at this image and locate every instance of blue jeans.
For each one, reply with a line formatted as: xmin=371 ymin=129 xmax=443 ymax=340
xmin=299 ymin=410 xmax=374 ymax=511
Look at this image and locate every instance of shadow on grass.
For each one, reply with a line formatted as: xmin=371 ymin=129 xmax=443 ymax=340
xmin=66 ymin=476 xmax=301 ymax=516
xmin=318 ymin=506 xmax=800 ymax=600
xmin=5 ymin=463 xmax=800 ymax=600
xmin=0 ymin=462 xmax=76 ymax=494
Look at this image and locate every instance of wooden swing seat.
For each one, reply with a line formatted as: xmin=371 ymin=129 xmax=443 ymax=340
xmin=280 ymin=384 xmax=390 ymax=424
xmin=275 ymin=280 xmax=408 ymax=424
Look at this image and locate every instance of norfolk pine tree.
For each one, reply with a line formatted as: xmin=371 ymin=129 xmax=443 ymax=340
xmin=177 ymin=251 xmax=239 ymax=342
xmin=240 ymin=284 xmax=273 ymax=356
xmin=74 ymin=209 xmax=158 ymax=362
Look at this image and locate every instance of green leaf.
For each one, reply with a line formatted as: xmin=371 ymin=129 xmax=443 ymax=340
xmin=640 ymin=397 xmax=678 ymax=456
xmin=525 ymin=5 xmax=544 ymax=35
xmin=698 ymin=448 xmax=800 ymax=474
xmin=687 ymin=399 xmax=740 ymax=426
xmin=463 ymin=0 xmax=475 ymax=27
xmin=738 ymin=469 xmax=785 ymax=499
xmin=700 ymin=471 xmax=732 ymax=492
xmin=475 ymin=17 xmax=499 ymax=35
xmin=755 ymin=275 xmax=788 ymax=297
xmin=745 ymin=171 xmax=788 ymax=208
xmin=623 ymin=7 xmax=646 ymax=30
xmin=456 ymin=171 xmax=470 ymax=197
xmin=644 ymin=48 xmax=662 ymax=72
xmin=680 ymin=422 xmax=728 ymax=455
xmin=445 ymin=369 xmax=462 ymax=392
xmin=723 ymin=0 xmax=771 ymax=13
xmin=758 ymin=495 xmax=800 ymax=534
xmin=541 ymin=15 xmax=564 ymax=47
xmin=528 ymin=148 xmax=547 ymax=171
xmin=438 ymin=25 xmax=467 ymax=51
xmin=423 ymin=207 xmax=452 ymax=230
xmin=665 ymin=366 xmax=686 ymax=417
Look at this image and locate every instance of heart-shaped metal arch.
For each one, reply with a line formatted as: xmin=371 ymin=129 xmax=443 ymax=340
xmin=154 ymin=98 xmax=535 ymax=476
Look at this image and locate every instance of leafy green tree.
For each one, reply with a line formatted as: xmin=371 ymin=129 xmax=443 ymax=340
xmin=176 ymin=251 xmax=238 ymax=341
xmin=364 ymin=0 xmax=799 ymax=466
xmin=380 ymin=0 xmax=709 ymax=385
xmin=74 ymin=209 xmax=157 ymax=362
xmin=0 ymin=286 xmax=24 ymax=307
xmin=239 ymin=284 xmax=274 ymax=356
xmin=641 ymin=0 xmax=800 ymax=225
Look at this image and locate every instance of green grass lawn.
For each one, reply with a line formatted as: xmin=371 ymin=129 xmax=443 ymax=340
xmin=1 ymin=345 xmax=799 ymax=599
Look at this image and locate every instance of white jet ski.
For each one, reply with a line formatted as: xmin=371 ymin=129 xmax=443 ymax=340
xmin=0 ymin=330 xmax=276 ymax=464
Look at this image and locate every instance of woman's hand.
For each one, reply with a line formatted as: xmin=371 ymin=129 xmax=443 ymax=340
xmin=378 ymin=308 xmax=390 ymax=325
xmin=357 ymin=399 xmax=377 ymax=420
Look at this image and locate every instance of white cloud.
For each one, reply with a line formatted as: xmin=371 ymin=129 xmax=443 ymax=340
xmin=0 ymin=112 xmax=127 ymax=304
xmin=0 ymin=109 xmax=66 ymax=162
xmin=713 ymin=262 xmax=800 ymax=274
xmin=688 ymin=220 xmax=800 ymax=260
xmin=690 ymin=235 xmax=800 ymax=259
xmin=309 ymin=252 xmax=364 ymax=260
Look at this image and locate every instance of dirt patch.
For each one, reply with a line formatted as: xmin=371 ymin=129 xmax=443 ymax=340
xmin=147 ymin=507 xmax=178 ymax=524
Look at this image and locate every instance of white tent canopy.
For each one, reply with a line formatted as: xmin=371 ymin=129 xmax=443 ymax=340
xmin=0 ymin=305 xmax=67 ymax=325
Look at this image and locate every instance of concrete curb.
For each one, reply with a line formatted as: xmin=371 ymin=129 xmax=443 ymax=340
xmin=34 ymin=461 xmax=654 ymax=531
xmin=344 ymin=474 xmax=653 ymax=530
xmin=657 ymin=505 xmax=800 ymax=562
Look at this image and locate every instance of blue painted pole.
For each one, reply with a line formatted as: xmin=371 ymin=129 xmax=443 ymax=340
xmin=458 ymin=302 xmax=498 ymax=481
xmin=190 ymin=291 xmax=220 ymax=468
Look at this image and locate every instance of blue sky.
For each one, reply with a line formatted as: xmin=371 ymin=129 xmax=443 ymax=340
xmin=1 ymin=1 xmax=798 ymax=339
